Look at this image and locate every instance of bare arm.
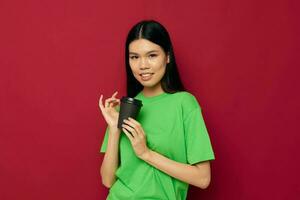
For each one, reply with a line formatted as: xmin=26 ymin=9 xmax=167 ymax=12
xmin=141 ymin=150 xmax=211 ymax=189
xmin=98 ymin=92 xmax=121 ymax=188
xmin=100 ymin=127 xmax=121 ymax=188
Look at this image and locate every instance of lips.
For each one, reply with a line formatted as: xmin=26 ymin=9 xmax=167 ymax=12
xmin=140 ymin=73 xmax=154 ymax=81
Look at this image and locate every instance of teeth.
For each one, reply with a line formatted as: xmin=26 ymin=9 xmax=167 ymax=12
xmin=141 ymin=73 xmax=152 ymax=77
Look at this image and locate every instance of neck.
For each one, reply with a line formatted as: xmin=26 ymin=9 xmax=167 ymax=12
xmin=142 ymin=84 xmax=164 ymax=97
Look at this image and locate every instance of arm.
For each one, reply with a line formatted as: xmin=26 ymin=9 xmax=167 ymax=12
xmin=98 ymin=92 xmax=121 ymax=188
xmin=141 ymin=150 xmax=211 ymax=189
xmin=122 ymin=117 xmax=212 ymax=189
xmin=100 ymin=127 xmax=121 ymax=188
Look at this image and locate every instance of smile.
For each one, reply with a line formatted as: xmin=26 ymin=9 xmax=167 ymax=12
xmin=140 ymin=73 xmax=154 ymax=81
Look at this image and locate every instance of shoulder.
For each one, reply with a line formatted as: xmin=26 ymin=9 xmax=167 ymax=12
xmin=172 ymin=91 xmax=200 ymax=106
xmin=171 ymin=91 xmax=201 ymax=113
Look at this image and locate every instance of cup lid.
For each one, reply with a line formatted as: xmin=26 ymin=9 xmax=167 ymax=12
xmin=121 ymin=96 xmax=143 ymax=107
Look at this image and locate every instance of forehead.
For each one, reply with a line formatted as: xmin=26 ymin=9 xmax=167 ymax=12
xmin=129 ymin=39 xmax=163 ymax=54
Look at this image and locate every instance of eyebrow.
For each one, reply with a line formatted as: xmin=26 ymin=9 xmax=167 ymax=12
xmin=129 ymin=50 xmax=159 ymax=55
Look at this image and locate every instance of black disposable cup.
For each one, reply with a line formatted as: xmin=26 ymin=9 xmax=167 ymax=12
xmin=117 ymin=97 xmax=143 ymax=129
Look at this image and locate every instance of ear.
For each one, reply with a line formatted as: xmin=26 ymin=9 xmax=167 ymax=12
xmin=167 ymin=53 xmax=170 ymax=64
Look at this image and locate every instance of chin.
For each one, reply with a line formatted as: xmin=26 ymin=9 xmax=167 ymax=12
xmin=136 ymin=75 xmax=162 ymax=88
xmin=140 ymin=82 xmax=155 ymax=87
xmin=141 ymin=82 xmax=160 ymax=89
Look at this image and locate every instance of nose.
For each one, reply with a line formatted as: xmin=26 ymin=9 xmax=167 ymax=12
xmin=139 ymin=58 xmax=149 ymax=70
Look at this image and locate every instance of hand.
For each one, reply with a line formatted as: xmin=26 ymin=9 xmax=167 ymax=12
xmin=99 ymin=91 xmax=120 ymax=130
xmin=121 ymin=117 xmax=150 ymax=160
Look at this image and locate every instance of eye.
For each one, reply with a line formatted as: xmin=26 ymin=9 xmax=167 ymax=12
xmin=149 ymin=54 xmax=157 ymax=58
xmin=130 ymin=55 xmax=139 ymax=60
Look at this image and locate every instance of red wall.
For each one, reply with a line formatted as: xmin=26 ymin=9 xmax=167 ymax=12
xmin=1 ymin=0 xmax=299 ymax=199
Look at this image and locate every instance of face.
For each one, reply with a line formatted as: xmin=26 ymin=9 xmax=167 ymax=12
xmin=128 ymin=39 xmax=170 ymax=90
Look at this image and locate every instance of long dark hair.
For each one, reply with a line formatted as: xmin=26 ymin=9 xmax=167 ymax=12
xmin=125 ymin=20 xmax=186 ymax=97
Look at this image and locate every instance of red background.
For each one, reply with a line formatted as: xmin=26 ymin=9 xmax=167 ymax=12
xmin=1 ymin=0 xmax=299 ymax=199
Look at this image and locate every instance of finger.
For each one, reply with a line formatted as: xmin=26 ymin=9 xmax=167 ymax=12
xmin=123 ymin=119 xmax=136 ymax=130
xmin=126 ymin=118 xmax=143 ymax=135
xmin=128 ymin=117 xmax=140 ymax=126
xmin=109 ymin=91 xmax=120 ymax=103
xmin=110 ymin=94 xmax=120 ymax=104
xmin=122 ymin=124 xmax=138 ymax=138
xmin=99 ymin=95 xmax=104 ymax=111
xmin=112 ymin=91 xmax=118 ymax=98
xmin=122 ymin=128 xmax=134 ymax=143
xmin=109 ymin=99 xmax=120 ymax=108
xmin=105 ymin=97 xmax=118 ymax=107
xmin=105 ymin=97 xmax=119 ymax=103
xmin=108 ymin=99 xmax=120 ymax=108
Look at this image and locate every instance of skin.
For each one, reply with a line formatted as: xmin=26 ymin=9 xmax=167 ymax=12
xmin=99 ymin=38 xmax=212 ymax=189
xmin=128 ymin=38 xmax=169 ymax=97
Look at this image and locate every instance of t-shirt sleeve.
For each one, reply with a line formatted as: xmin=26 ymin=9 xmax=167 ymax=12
xmin=99 ymin=126 xmax=109 ymax=153
xmin=184 ymin=105 xmax=215 ymax=164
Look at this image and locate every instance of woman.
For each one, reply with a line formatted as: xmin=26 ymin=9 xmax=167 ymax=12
xmin=99 ymin=20 xmax=215 ymax=200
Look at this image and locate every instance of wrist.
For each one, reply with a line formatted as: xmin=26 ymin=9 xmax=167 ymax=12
xmin=140 ymin=149 xmax=152 ymax=162
xmin=108 ymin=125 xmax=120 ymax=132
xmin=108 ymin=126 xmax=121 ymax=136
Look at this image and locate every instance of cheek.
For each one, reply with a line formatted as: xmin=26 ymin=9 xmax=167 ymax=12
xmin=155 ymin=61 xmax=167 ymax=75
xmin=129 ymin=62 xmax=138 ymax=74
xmin=130 ymin=65 xmax=142 ymax=82
xmin=157 ymin=67 xmax=166 ymax=79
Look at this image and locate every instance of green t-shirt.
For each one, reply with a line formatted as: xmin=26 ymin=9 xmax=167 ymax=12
xmin=100 ymin=91 xmax=215 ymax=200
